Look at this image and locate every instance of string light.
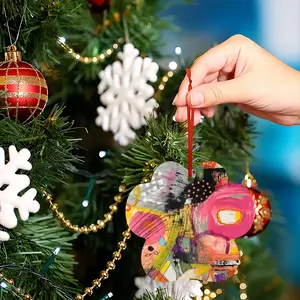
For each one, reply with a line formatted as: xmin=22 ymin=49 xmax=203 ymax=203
xmin=154 ymin=70 xmax=174 ymax=99
xmin=239 ymin=278 xmax=248 ymax=300
xmin=82 ymin=200 xmax=89 ymax=207
xmin=57 ymin=37 xmax=124 ymax=64
xmin=0 ymin=273 xmax=30 ymax=299
xmin=100 ymin=292 xmax=113 ymax=300
xmin=99 ymin=151 xmax=107 ymax=158
xmin=216 ymin=289 xmax=223 ymax=295
xmin=174 ymin=46 xmax=186 ymax=69
xmin=240 ymin=283 xmax=247 ymax=290
xmin=168 ymin=61 xmax=178 ymax=70
xmin=175 ymin=46 xmax=182 ymax=55
xmin=204 ymin=289 xmax=211 ymax=295
xmin=0 ymin=281 xmax=7 ymax=289
xmin=39 ymin=247 xmax=61 ymax=275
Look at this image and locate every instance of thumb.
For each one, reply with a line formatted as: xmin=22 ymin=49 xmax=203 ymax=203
xmin=187 ymin=78 xmax=248 ymax=108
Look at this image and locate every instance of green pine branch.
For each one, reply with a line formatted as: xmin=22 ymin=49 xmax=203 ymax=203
xmin=0 ymin=0 xmax=86 ymax=65
xmin=0 ymin=215 xmax=78 ymax=300
xmin=135 ymin=289 xmax=172 ymax=300
xmin=0 ymin=107 xmax=81 ymax=191
xmin=113 ymin=115 xmax=210 ymax=189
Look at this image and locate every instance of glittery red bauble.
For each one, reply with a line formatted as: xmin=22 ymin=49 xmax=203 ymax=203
xmin=243 ymin=187 xmax=271 ymax=238
xmin=0 ymin=46 xmax=48 ymax=123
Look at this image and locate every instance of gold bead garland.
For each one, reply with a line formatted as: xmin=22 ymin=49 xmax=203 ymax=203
xmin=74 ymin=229 xmax=131 ymax=300
xmin=42 ymin=184 xmax=126 ymax=234
xmin=58 ymin=37 xmax=124 ymax=64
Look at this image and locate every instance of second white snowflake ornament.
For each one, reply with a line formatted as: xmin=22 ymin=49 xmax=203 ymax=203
xmin=0 ymin=145 xmax=40 ymax=241
xmin=96 ymin=43 xmax=159 ymax=146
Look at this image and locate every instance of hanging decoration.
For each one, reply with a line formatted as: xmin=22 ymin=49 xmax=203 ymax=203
xmin=0 ymin=146 xmax=40 ymax=241
xmin=96 ymin=43 xmax=159 ymax=146
xmin=242 ymin=172 xmax=271 ymax=238
xmin=126 ymin=161 xmax=255 ymax=283
xmin=0 ymin=46 xmax=48 ymax=123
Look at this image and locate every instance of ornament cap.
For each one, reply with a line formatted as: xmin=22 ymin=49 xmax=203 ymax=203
xmin=5 ymin=45 xmax=22 ymax=61
xmin=243 ymin=172 xmax=257 ymax=189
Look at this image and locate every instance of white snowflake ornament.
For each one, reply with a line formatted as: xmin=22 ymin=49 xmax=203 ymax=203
xmin=96 ymin=43 xmax=159 ymax=146
xmin=0 ymin=145 xmax=40 ymax=241
xmin=134 ymin=276 xmax=203 ymax=300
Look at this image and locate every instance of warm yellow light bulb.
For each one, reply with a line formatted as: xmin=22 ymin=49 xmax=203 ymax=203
xmin=216 ymin=289 xmax=223 ymax=295
xmin=240 ymin=293 xmax=247 ymax=300
xmin=240 ymin=283 xmax=247 ymax=290
xmin=204 ymin=289 xmax=211 ymax=295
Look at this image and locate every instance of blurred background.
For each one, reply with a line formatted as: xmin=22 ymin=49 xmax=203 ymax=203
xmin=160 ymin=0 xmax=300 ymax=286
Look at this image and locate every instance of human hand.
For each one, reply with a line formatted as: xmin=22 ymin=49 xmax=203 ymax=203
xmin=173 ymin=35 xmax=300 ymax=126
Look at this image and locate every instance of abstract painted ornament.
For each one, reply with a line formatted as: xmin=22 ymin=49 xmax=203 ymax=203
xmin=96 ymin=43 xmax=159 ymax=146
xmin=0 ymin=45 xmax=48 ymax=123
xmin=126 ymin=161 xmax=254 ymax=283
xmin=0 ymin=145 xmax=40 ymax=241
xmin=242 ymin=173 xmax=271 ymax=238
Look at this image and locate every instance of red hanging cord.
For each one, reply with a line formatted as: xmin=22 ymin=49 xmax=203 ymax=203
xmin=186 ymin=69 xmax=194 ymax=180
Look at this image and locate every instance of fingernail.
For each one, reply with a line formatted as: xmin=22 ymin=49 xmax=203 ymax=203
xmin=172 ymin=114 xmax=177 ymax=122
xmin=191 ymin=92 xmax=204 ymax=107
xmin=172 ymin=94 xmax=178 ymax=105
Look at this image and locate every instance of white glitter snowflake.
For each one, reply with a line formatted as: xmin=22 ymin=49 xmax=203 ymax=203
xmin=96 ymin=43 xmax=159 ymax=146
xmin=134 ymin=276 xmax=203 ymax=300
xmin=0 ymin=146 xmax=40 ymax=241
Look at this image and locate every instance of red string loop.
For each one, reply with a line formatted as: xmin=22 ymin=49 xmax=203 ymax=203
xmin=186 ymin=69 xmax=194 ymax=180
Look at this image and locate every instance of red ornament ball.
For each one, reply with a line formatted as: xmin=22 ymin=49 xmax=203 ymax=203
xmin=88 ymin=0 xmax=106 ymax=6
xmin=0 ymin=46 xmax=48 ymax=123
xmin=243 ymin=187 xmax=271 ymax=238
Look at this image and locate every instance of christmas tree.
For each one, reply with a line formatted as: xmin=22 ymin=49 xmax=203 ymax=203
xmin=0 ymin=0 xmax=286 ymax=299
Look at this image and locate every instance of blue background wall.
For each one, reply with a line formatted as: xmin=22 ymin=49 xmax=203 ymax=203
xmin=161 ymin=0 xmax=300 ymax=283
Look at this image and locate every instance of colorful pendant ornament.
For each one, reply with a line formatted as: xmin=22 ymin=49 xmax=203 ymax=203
xmin=126 ymin=161 xmax=254 ymax=283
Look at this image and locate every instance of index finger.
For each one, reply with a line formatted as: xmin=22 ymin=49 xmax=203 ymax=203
xmin=174 ymin=36 xmax=241 ymax=107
